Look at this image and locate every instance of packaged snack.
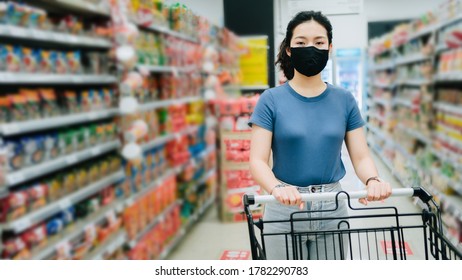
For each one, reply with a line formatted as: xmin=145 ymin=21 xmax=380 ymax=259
xmin=99 ymin=160 xmax=109 ymax=178
xmin=6 ymin=45 xmax=22 ymax=72
xmin=6 ymin=190 xmax=28 ymax=221
xmin=88 ymin=163 xmax=99 ymax=183
xmin=79 ymin=126 xmax=90 ymax=149
xmin=52 ymin=51 xmax=67 ymax=74
xmin=39 ymin=88 xmax=60 ymax=117
xmin=46 ymin=216 xmax=64 ymax=235
xmin=6 ymin=3 xmax=24 ymax=26
xmin=79 ymin=90 xmax=92 ymax=112
xmin=75 ymin=167 xmax=88 ymax=188
xmin=27 ymin=183 xmax=48 ymax=210
xmin=21 ymin=223 xmax=47 ymax=250
xmin=47 ymin=176 xmax=62 ymax=201
xmin=101 ymin=88 xmax=113 ymax=108
xmin=67 ymin=51 xmax=81 ymax=74
xmin=106 ymin=122 xmax=116 ymax=141
xmin=2 ymin=236 xmax=31 ymax=260
xmin=20 ymin=89 xmax=41 ymax=120
xmin=40 ymin=50 xmax=53 ymax=73
xmin=90 ymin=89 xmax=102 ymax=110
xmin=63 ymin=90 xmax=79 ymax=114
xmin=22 ymin=48 xmax=39 ymax=73
xmin=22 ymin=137 xmax=45 ymax=166
xmin=62 ymin=171 xmax=76 ymax=194
xmin=10 ymin=94 xmax=27 ymax=122
xmin=5 ymin=140 xmax=24 ymax=171
xmin=60 ymin=206 xmax=75 ymax=226
xmin=96 ymin=124 xmax=106 ymax=143
xmin=89 ymin=124 xmax=98 ymax=146
xmin=0 ymin=96 xmax=11 ymax=123
xmin=75 ymin=128 xmax=85 ymax=151
xmin=43 ymin=133 xmax=59 ymax=161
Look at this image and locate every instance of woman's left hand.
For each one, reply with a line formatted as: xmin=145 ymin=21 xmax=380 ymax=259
xmin=358 ymin=180 xmax=392 ymax=205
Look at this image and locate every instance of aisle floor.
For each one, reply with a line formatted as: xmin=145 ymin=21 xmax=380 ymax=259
xmin=169 ymin=149 xmax=424 ymax=260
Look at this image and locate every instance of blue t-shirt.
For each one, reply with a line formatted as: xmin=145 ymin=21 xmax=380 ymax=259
xmin=249 ymin=82 xmax=365 ymax=187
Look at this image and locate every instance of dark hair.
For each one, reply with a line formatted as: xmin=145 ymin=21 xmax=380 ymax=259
xmin=275 ymin=11 xmax=333 ymax=80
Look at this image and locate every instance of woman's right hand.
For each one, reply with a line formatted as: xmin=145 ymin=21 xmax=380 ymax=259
xmin=271 ymin=185 xmax=304 ymax=210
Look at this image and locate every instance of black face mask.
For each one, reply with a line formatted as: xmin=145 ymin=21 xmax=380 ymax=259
xmin=290 ymin=46 xmax=329 ymax=77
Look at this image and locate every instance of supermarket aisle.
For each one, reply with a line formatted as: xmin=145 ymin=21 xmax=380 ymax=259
xmin=169 ymin=146 xmax=423 ymax=260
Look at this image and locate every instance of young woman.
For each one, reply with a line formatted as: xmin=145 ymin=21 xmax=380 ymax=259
xmin=249 ymin=11 xmax=392 ymax=260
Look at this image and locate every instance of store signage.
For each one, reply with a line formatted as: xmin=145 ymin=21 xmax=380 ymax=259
xmin=381 ymin=241 xmax=414 ymax=256
xmin=220 ymin=250 xmax=251 ymax=260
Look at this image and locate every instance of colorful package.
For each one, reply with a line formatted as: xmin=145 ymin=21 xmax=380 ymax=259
xmin=39 ymin=88 xmax=60 ymax=117
xmin=6 ymin=45 xmax=21 ymax=72
xmin=20 ymin=89 xmax=41 ymax=119
xmin=27 ymin=183 xmax=48 ymax=210
xmin=63 ymin=90 xmax=78 ymax=114
xmin=0 ymin=96 xmax=11 ymax=123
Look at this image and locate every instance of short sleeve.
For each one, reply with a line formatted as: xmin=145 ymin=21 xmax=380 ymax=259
xmin=346 ymin=92 xmax=365 ymax=131
xmin=248 ymin=90 xmax=275 ymax=132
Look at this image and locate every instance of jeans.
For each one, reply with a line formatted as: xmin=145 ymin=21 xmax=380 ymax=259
xmin=262 ymin=182 xmax=350 ymax=260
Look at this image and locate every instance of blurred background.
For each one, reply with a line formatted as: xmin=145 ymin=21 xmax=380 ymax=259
xmin=0 ymin=0 xmax=461 ymax=260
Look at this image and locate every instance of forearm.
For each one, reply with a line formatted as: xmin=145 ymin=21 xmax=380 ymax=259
xmin=250 ymin=159 xmax=281 ymax=194
xmin=353 ymin=155 xmax=379 ymax=186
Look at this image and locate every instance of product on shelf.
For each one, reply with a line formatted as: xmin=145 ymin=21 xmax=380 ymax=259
xmin=438 ymin=47 xmax=462 ymax=74
xmin=0 ymin=1 xmax=112 ymax=38
xmin=1 ymin=181 xmax=120 ymax=260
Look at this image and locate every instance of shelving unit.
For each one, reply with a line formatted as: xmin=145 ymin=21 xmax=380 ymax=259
xmin=0 ymin=73 xmax=117 ymax=84
xmin=5 ymin=140 xmax=120 ymax=187
xmin=366 ymin=10 xmax=462 ymax=247
xmin=0 ymin=0 xmax=229 ymax=260
xmin=1 ymin=170 xmax=124 ymax=233
xmin=0 ymin=109 xmax=119 ymax=136
xmin=0 ymin=25 xmax=112 ymax=48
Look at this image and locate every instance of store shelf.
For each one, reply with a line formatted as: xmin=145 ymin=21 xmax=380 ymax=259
xmin=1 ymin=170 xmax=125 ymax=233
xmin=139 ymin=96 xmax=201 ymax=112
xmin=126 ymin=165 xmax=215 ymax=249
xmin=372 ymin=81 xmax=395 ymax=89
xmin=396 ymin=124 xmax=432 ymax=145
xmin=429 ymin=147 xmax=462 ymax=173
xmin=435 ymin=43 xmax=449 ymax=54
xmin=239 ymin=85 xmax=270 ymax=91
xmin=127 ymin=200 xmax=180 ymax=249
xmin=0 ymin=73 xmax=117 ymax=85
xmin=407 ymin=24 xmax=437 ymax=42
xmin=395 ymin=53 xmax=431 ymax=66
xmin=393 ymin=98 xmax=413 ymax=108
xmin=426 ymin=180 xmax=462 ymax=222
xmin=5 ymin=140 xmax=121 ymax=187
xmin=43 ymin=0 xmax=111 ymax=16
xmin=434 ymin=72 xmax=462 ymax=82
xmin=368 ymin=112 xmax=386 ymax=124
xmin=136 ymin=64 xmax=199 ymax=73
xmin=89 ymin=230 xmax=128 ymax=260
xmin=437 ymin=13 xmax=462 ymax=31
xmin=367 ymin=124 xmax=387 ymax=140
xmin=371 ymin=61 xmax=395 ymax=71
xmin=0 ymin=109 xmax=119 ymax=136
xmin=397 ymin=78 xmax=433 ymax=86
xmin=0 ymin=25 xmax=112 ymax=48
xmin=433 ymin=102 xmax=462 ymax=116
xmin=374 ymin=98 xmax=391 ymax=107
xmin=30 ymin=199 xmax=124 ymax=260
xmin=124 ymin=170 xmax=175 ymax=208
xmin=141 ymin=126 xmax=199 ymax=152
xmin=132 ymin=19 xmax=198 ymax=43
xmin=158 ymin=195 xmax=215 ymax=260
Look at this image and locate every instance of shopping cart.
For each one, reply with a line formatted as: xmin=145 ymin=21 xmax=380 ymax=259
xmin=243 ymin=187 xmax=462 ymax=260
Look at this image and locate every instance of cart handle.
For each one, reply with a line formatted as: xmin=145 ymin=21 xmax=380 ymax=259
xmin=243 ymin=187 xmax=432 ymax=206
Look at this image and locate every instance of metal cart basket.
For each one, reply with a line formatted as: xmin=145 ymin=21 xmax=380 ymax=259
xmin=243 ymin=187 xmax=462 ymax=260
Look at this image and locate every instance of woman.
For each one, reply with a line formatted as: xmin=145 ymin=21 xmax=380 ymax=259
xmin=248 ymin=11 xmax=392 ymax=260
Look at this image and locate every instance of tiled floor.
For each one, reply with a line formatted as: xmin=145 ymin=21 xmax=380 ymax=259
xmin=169 ymin=147 xmax=425 ymax=260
